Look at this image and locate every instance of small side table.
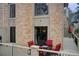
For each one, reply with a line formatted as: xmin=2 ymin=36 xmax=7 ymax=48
xmin=42 ymin=45 xmax=48 ymax=56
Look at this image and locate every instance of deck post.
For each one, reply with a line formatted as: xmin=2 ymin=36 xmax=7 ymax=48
xmin=31 ymin=45 xmax=39 ymax=56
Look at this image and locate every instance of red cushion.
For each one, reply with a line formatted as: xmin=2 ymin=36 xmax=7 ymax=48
xmin=53 ymin=43 xmax=61 ymax=51
xmin=45 ymin=40 xmax=52 ymax=46
xmin=52 ymin=48 xmax=55 ymax=51
xmin=28 ymin=40 xmax=34 ymax=47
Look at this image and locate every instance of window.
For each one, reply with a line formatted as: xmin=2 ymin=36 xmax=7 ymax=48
xmin=10 ymin=26 xmax=16 ymax=43
xmin=34 ymin=3 xmax=48 ymax=16
xmin=9 ymin=3 xmax=16 ymax=18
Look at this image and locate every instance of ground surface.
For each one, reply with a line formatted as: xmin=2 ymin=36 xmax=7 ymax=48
xmin=63 ymin=37 xmax=79 ymax=54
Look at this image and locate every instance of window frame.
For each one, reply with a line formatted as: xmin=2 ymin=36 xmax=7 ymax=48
xmin=33 ymin=3 xmax=49 ymax=17
xmin=8 ymin=3 xmax=16 ymax=18
xmin=10 ymin=26 xmax=16 ymax=43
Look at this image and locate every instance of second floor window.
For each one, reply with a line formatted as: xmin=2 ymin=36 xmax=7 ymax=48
xmin=34 ymin=3 xmax=48 ymax=16
xmin=9 ymin=3 xmax=16 ymax=18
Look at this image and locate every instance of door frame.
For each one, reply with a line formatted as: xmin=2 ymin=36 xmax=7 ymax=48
xmin=34 ymin=26 xmax=48 ymax=45
xmin=33 ymin=25 xmax=49 ymax=44
xmin=32 ymin=15 xmax=50 ymax=44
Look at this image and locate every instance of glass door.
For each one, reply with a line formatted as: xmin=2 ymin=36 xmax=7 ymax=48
xmin=34 ymin=26 xmax=47 ymax=46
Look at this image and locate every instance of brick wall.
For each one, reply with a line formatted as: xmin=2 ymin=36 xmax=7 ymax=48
xmin=16 ymin=4 xmax=33 ymax=46
xmin=0 ymin=4 xmax=10 ymax=43
xmin=16 ymin=3 xmax=65 ymax=48
xmin=49 ymin=4 xmax=64 ymax=48
xmin=0 ymin=3 xmax=66 ymax=48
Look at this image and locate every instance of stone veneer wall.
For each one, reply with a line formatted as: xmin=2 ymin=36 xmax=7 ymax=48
xmin=49 ymin=4 xmax=64 ymax=48
xmin=16 ymin=3 xmax=65 ymax=48
xmin=16 ymin=4 xmax=33 ymax=46
xmin=0 ymin=4 xmax=9 ymax=43
xmin=0 ymin=4 xmax=3 ymax=28
xmin=15 ymin=3 xmax=65 ymax=48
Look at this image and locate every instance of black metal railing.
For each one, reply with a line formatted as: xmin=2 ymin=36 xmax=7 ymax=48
xmin=72 ymin=33 xmax=79 ymax=47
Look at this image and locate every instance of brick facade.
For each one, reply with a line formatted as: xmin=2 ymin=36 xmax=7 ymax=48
xmin=49 ymin=4 xmax=64 ymax=48
xmin=16 ymin=4 xmax=33 ymax=46
xmin=0 ymin=3 xmax=65 ymax=48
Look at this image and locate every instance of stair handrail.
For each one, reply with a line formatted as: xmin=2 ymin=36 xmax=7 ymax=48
xmin=72 ymin=32 xmax=79 ymax=41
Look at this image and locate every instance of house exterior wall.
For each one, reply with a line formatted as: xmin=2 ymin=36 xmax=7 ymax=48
xmin=0 ymin=4 xmax=3 ymax=28
xmin=0 ymin=4 xmax=3 ymax=40
xmin=16 ymin=4 xmax=33 ymax=46
xmin=16 ymin=3 xmax=64 ymax=47
xmin=0 ymin=3 xmax=65 ymax=48
xmin=49 ymin=4 xmax=64 ymax=48
xmin=0 ymin=3 xmax=16 ymax=43
xmin=0 ymin=4 xmax=10 ymax=43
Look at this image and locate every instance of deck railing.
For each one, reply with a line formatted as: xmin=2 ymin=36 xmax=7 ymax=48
xmin=37 ymin=49 xmax=79 ymax=56
xmin=0 ymin=43 xmax=31 ymax=56
xmin=72 ymin=33 xmax=79 ymax=47
xmin=0 ymin=43 xmax=79 ymax=56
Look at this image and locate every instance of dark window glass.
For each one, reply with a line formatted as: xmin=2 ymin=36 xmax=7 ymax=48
xmin=35 ymin=3 xmax=48 ymax=16
xmin=35 ymin=26 xmax=47 ymax=45
xmin=64 ymin=3 xmax=68 ymax=7
xmin=9 ymin=4 xmax=16 ymax=18
xmin=10 ymin=27 xmax=16 ymax=43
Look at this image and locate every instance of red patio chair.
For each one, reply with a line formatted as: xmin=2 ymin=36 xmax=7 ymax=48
xmin=52 ymin=43 xmax=61 ymax=51
xmin=27 ymin=40 xmax=34 ymax=47
xmin=45 ymin=40 xmax=52 ymax=46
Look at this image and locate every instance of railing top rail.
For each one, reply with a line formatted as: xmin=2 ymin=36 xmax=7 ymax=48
xmin=72 ymin=33 xmax=79 ymax=41
xmin=0 ymin=43 xmax=31 ymax=49
xmin=38 ymin=49 xmax=79 ymax=56
xmin=0 ymin=43 xmax=79 ymax=56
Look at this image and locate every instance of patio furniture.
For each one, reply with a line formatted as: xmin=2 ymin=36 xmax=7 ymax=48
xmin=27 ymin=40 xmax=34 ymax=47
xmin=52 ymin=43 xmax=61 ymax=51
xmin=45 ymin=40 xmax=52 ymax=46
xmin=39 ymin=46 xmax=44 ymax=56
xmin=39 ymin=45 xmax=48 ymax=56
